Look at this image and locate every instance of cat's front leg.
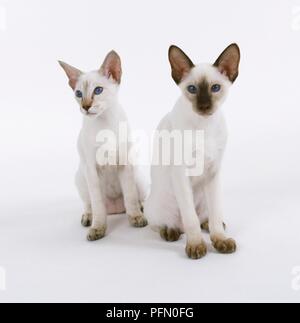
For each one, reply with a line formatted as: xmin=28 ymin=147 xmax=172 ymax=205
xmin=171 ymin=166 xmax=207 ymax=260
xmin=118 ymin=165 xmax=148 ymax=228
xmin=84 ymin=165 xmax=107 ymax=241
xmin=205 ymin=173 xmax=237 ymax=254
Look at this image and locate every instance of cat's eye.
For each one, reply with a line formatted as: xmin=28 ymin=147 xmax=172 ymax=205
xmin=211 ymin=84 xmax=221 ymax=93
xmin=187 ymin=85 xmax=197 ymax=94
xmin=75 ymin=90 xmax=83 ymax=98
xmin=94 ymin=87 xmax=104 ymax=95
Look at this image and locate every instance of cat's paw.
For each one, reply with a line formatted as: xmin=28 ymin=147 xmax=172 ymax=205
xmin=128 ymin=214 xmax=148 ymax=228
xmin=200 ymin=221 xmax=210 ymax=232
xmin=160 ymin=227 xmax=181 ymax=242
xmin=81 ymin=213 xmax=92 ymax=227
xmin=201 ymin=221 xmax=226 ymax=232
xmin=186 ymin=241 xmax=207 ymax=260
xmin=87 ymin=226 xmax=107 ymax=241
xmin=212 ymin=238 xmax=237 ymax=254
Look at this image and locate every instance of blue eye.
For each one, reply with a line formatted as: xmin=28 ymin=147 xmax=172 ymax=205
xmin=211 ymin=84 xmax=221 ymax=93
xmin=187 ymin=85 xmax=197 ymax=94
xmin=94 ymin=87 xmax=104 ymax=95
xmin=75 ymin=90 xmax=83 ymax=98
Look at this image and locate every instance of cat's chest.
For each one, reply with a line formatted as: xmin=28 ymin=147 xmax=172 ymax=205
xmin=78 ymin=120 xmax=127 ymax=164
xmin=203 ymin=133 xmax=226 ymax=165
xmin=189 ymin=141 xmax=225 ymax=188
xmin=81 ymin=117 xmax=119 ymax=142
xmin=188 ymin=125 xmax=227 ymax=186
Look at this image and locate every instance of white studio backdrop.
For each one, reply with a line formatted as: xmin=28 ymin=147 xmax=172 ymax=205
xmin=0 ymin=0 xmax=299 ymax=302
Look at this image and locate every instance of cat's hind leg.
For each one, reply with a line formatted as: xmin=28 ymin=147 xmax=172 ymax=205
xmin=195 ymin=191 xmax=226 ymax=233
xmin=134 ymin=166 xmax=150 ymax=210
xmin=75 ymin=168 xmax=92 ymax=227
xmin=144 ymin=192 xmax=182 ymax=242
xmin=118 ymin=165 xmax=148 ymax=228
xmin=201 ymin=220 xmax=226 ymax=232
xmin=160 ymin=227 xmax=182 ymax=242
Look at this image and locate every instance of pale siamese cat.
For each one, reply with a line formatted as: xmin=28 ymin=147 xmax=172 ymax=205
xmin=144 ymin=44 xmax=241 ymax=259
xmin=59 ymin=51 xmax=148 ymax=241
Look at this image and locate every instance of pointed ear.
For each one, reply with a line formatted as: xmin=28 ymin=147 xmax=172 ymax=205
xmin=168 ymin=45 xmax=195 ymax=85
xmin=58 ymin=61 xmax=82 ymax=90
xmin=214 ymin=43 xmax=240 ymax=83
xmin=100 ymin=51 xmax=122 ymax=84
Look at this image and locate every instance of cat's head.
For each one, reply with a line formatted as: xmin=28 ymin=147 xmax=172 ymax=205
xmin=59 ymin=51 xmax=122 ymax=117
xmin=169 ymin=44 xmax=240 ymax=117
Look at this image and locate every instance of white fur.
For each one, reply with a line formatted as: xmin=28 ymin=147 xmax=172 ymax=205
xmin=145 ymin=63 xmax=233 ymax=248
xmin=60 ymin=57 xmax=148 ymax=240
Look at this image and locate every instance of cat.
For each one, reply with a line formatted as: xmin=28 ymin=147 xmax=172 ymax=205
xmin=144 ymin=44 xmax=240 ymax=259
xmin=59 ymin=51 xmax=148 ymax=241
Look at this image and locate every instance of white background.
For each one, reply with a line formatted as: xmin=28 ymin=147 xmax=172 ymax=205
xmin=0 ymin=0 xmax=300 ymax=302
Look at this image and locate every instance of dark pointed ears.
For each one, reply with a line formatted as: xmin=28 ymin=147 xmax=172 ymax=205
xmin=58 ymin=61 xmax=82 ymax=90
xmin=214 ymin=43 xmax=241 ymax=83
xmin=168 ymin=45 xmax=195 ymax=85
xmin=100 ymin=50 xmax=122 ymax=84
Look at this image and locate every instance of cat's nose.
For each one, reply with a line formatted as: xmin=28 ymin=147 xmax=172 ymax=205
xmin=199 ymin=104 xmax=211 ymax=111
xmin=82 ymin=104 xmax=92 ymax=112
xmin=82 ymin=100 xmax=93 ymax=112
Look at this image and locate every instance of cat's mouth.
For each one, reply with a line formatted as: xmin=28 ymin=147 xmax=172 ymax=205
xmin=81 ymin=110 xmax=97 ymax=117
xmin=81 ymin=107 xmax=99 ymax=117
xmin=81 ymin=104 xmax=107 ymax=117
xmin=194 ymin=110 xmax=215 ymax=118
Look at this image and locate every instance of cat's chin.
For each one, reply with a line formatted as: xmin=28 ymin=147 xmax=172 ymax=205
xmin=89 ymin=105 xmax=108 ymax=118
xmin=83 ymin=112 xmax=100 ymax=119
xmin=194 ymin=111 xmax=215 ymax=118
xmin=81 ymin=107 xmax=106 ymax=118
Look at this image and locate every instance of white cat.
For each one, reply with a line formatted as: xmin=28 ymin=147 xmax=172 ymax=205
xmin=144 ymin=44 xmax=240 ymax=259
xmin=59 ymin=51 xmax=148 ymax=241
